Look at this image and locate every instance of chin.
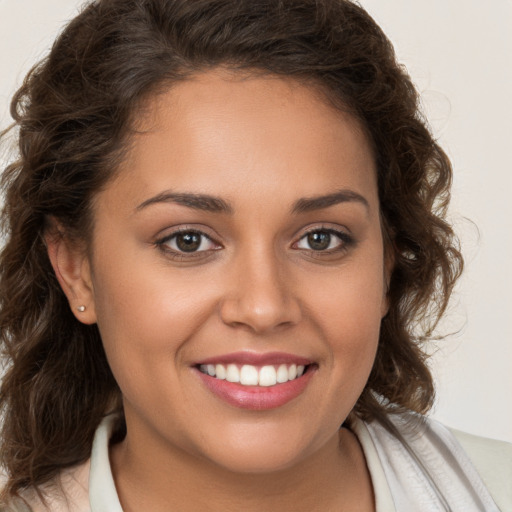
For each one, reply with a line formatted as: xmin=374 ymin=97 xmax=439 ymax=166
xmin=192 ymin=422 xmax=326 ymax=475
xmin=206 ymin=447 xmax=306 ymax=475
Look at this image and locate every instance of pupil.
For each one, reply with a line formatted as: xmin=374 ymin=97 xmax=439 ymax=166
xmin=176 ymin=232 xmax=201 ymax=252
xmin=308 ymin=231 xmax=331 ymax=250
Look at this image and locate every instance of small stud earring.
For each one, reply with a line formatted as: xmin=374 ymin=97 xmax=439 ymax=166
xmin=77 ymin=305 xmax=86 ymax=312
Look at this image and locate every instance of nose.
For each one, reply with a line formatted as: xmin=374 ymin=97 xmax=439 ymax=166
xmin=219 ymin=248 xmax=302 ymax=334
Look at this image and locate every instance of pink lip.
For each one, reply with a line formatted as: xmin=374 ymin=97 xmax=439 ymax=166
xmin=195 ymin=351 xmax=313 ymax=367
xmin=193 ymin=352 xmax=316 ymax=410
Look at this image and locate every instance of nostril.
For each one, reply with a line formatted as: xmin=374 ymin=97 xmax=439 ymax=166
xmin=219 ymin=293 xmax=302 ymax=333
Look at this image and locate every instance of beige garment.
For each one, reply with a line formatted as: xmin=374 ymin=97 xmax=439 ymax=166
xmin=453 ymin=429 xmax=512 ymax=512
xmin=12 ymin=462 xmax=89 ymax=512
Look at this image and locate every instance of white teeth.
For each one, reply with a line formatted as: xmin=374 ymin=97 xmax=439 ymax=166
xmin=200 ymin=363 xmax=308 ymax=387
xmin=258 ymin=365 xmax=277 ymax=387
xmin=240 ymin=365 xmax=259 ymax=385
xmin=276 ymin=364 xmax=289 ymax=383
xmin=226 ymin=364 xmax=240 ymax=383
xmin=215 ymin=364 xmax=226 ymax=380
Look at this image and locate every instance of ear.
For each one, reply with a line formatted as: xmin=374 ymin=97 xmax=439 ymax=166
xmin=45 ymin=222 xmax=97 ymax=325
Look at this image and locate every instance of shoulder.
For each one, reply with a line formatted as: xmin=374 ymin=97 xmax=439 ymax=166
xmin=4 ymin=460 xmax=91 ymax=512
xmin=450 ymin=427 xmax=512 ymax=512
xmin=9 ymin=414 xmax=121 ymax=512
xmin=359 ymin=411 xmax=511 ymax=511
xmin=0 ymin=415 xmax=123 ymax=512
xmin=392 ymin=412 xmax=512 ymax=511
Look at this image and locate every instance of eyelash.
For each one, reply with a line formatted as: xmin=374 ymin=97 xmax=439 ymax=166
xmin=155 ymin=226 xmax=354 ymax=260
xmin=155 ymin=228 xmax=220 ymax=261
xmin=293 ymin=227 xmax=355 ymax=255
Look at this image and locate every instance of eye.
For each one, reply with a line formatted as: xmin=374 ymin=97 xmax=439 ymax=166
xmin=157 ymin=229 xmax=219 ymax=254
xmin=295 ymin=228 xmax=351 ymax=252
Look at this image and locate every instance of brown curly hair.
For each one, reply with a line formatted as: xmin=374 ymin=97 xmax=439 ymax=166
xmin=0 ymin=0 xmax=462 ymax=501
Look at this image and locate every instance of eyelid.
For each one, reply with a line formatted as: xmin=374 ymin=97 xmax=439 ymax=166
xmin=154 ymin=224 xmax=220 ymax=242
xmin=291 ymin=224 xmax=355 ymax=252
xmin=153 ymin=223 xmax=354 ymax=261
xmin=154 ymin=225 xmax=222 ymax=257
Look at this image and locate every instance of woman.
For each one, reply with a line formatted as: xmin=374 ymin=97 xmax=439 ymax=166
xmin=0 ymin=0 xmax=510 ymax=510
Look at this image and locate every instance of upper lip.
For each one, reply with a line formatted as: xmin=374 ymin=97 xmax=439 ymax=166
xmin=195 ymin=351 xmax=313 ymax=367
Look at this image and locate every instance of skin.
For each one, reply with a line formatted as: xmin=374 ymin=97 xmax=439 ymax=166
xmin=48 ymin=70 xmax=389 ymax=511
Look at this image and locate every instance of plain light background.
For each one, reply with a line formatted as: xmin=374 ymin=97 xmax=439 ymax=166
xmin=0 ymin=0 xmax=511 ymax=443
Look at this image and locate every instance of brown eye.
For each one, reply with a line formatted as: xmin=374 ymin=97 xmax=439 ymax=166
xmin=306 ymin=231 xmax=332 ymax=251
xmin=175 ymin=232 xmax=202 ymax=252
xmin=160 ymin=230 xmax=218 ymax=254
xmin=295 ymin=228 xmax=352 ymax=253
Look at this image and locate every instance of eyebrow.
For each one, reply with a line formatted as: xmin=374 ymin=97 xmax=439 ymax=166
xmin=292 ymin=189 xmax=370 ymax=214
xmin=135 ymin=188 xmax=369 ymax=215
xmin=136 ymin=191 xmax=233 ymax=214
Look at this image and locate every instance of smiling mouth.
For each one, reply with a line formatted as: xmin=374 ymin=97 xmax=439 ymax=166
xmin=198 ymin=363 xmax=311 ymax=387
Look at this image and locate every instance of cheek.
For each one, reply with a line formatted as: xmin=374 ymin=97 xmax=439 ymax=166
xmin=304 ymin=255 xmax=385 ymax=377
xmin=90 ymin=270 xmax=209 ymax=426
xmin=93 ymin=271 xmax=207 ymax=359
xmin=89 ymin=244 xmax=205 ymax=380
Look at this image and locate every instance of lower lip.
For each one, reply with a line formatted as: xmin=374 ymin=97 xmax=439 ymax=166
xmin=195 ymin=367 xmax=315 ymax=410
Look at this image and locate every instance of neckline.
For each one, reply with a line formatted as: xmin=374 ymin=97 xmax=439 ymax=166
xmin=88 ymin=414 xmax=394 ymax=512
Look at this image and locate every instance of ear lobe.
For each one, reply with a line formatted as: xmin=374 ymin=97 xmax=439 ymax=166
xmin=45 ymin=225 xmax=97 ymax=325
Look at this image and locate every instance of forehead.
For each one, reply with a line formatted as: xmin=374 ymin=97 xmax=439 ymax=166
xmin=102 ymin=70 xmax=378 ymax=214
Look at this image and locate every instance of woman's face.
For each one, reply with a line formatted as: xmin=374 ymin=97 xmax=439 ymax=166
xmin=85 ymin=70 xmax=388 ymax=472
